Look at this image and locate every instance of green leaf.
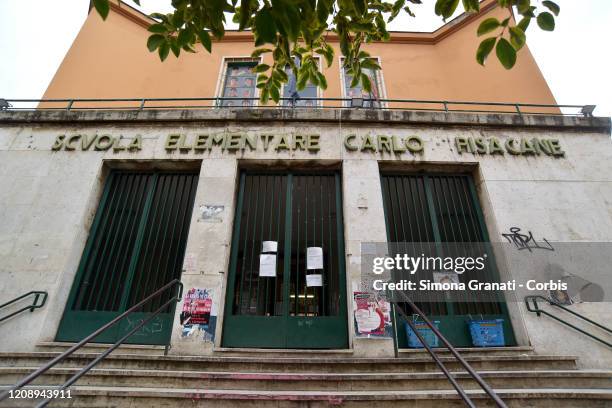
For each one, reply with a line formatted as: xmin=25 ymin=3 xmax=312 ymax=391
xmin=253 ymin=64 xmax=270 ymax=73
xmin=252 ymin=48 xmax=273 ymax=57
xmin=461 ymin=0 xmax=479 ymax=13
xmin=496 ymin=38 xmax=517 ymax=69
xmin=198 ymin=30 xmax=212 ymax=52
xmin=254 ymin=8 xmax=277 ymax=44
xmin=435 ymin=0 xmax=460 ymax=20
xmin=516 ymin=0 xmax=531 ymax=14
xmin=361 ymin=58 xmax=381 ymax=70
xmin=261 ymin=87 xmax=270 ymax=104
xmin=158 ymin=42 xmax=170 ymax=61
xmin=93 ymin=0 xmax=110 ymax=20
xmin=317 ymin=0 xmax=331 ymax=24
xmin=361 ymin=73 xmax=372 ymax=93
xmin=542 ymin=1 xmax=560 ymax=16
xmin=477 ymin=18 xmax=500 ymax=36
xmin=517 ymin=17 xmax=531 ymax=32
xmin=148 ymin=23 xmax=167 ymax=34
xmin=170 ymin=41 xmax=180 ymax=57
xmin=177 ymin=29 xmax=191 ymax=47
xmin=509 ymin=26 xmax=526 ymax=50
xmin=276 ymin=68 xmax=288 ymax=82
xmin=316 ymin=71 xmax=328 ymax=90
xmin=147 ymin=34 xmax=165 ymax=52
xmin=171 ymin=11 xmax=184 ymax=29
xmin=270 ymin=85 xmax=280 ymax=103
xmin=537 ymin=12 xmax=555 ymax=31
xmin=476 ymin=37 xmax=496 ymax=66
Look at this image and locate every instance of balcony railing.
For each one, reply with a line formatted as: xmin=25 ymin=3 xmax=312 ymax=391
xmin=0 ymin=97 xmax=597 ymax=117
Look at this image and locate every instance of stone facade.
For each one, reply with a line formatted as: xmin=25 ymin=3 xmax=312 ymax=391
xmin=0 ymin=109 xmax=610 ymax=368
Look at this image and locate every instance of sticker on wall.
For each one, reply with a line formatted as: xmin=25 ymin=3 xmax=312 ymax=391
xmin=306 ymin=274 xmax=323 ymax=287
xmin=306 ymin=247 xmax=323 ymax=270
xmin=353 ymin=291 xmax=392 ymax=338
xmin=262 ymin=241 xmax=278 ymax=253
xmin=200 ymin=205 xmax=224 ymax=223
xmin=259 ymin=254 xmax=277 ymax=277
xmin=180 ymin=288 xmax=217 ymax=343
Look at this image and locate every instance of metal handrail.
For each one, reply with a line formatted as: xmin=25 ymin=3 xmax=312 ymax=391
xmin=0 ymin=279 xmax=183 ymax=406
xmin=393 ymin=291 xmax=507 ymax=408
xmin=525 ymin=295 xmax=611 ymax=348
xmin=0 ymin=97 xmax=595 ymax=117
xmin=0 ymin=291 xmax=48 ymax=323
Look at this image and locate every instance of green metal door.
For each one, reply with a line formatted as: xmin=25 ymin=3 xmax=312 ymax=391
xmin=380 ymin=174 xmax=515 ymax=347
xmin=222 ymin=172 xmax=348 ymax=349
xmin=56 ymin=170 xmax=198 ymax=345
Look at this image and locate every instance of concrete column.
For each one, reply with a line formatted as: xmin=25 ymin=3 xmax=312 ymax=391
xmin=168 ymin=158 xmax=238 ymax=355
xmin=342 ymin=159 xmax=395 ymax=357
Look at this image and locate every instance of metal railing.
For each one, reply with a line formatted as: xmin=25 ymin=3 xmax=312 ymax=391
xmin=0 ymin=279 xmax=183 ymax=407
xmin=525 ymin=295 xmax=611 ymax=348
xmin=0 ymin=291 xmax=48 ymax=324
xmin=0 ymin=97 xmax=597 ymax=117
xmin=392 ymin=291 xmax=507 ymax=408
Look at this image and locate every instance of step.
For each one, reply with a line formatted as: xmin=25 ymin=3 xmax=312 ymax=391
xmin=398 ymin=346 xmax=535 ymax=357
xmin=0 ymin=353 xmax=579 ymax=373
xmin=211 ymin=346 xmax=535 ymax=358
xmin=35 ymin=342 xmax=166 ymax=356
xmin=1 ymin=386 xmax=611 ymax=408
xmin=0 ymin=368 xmax=609 ymax=391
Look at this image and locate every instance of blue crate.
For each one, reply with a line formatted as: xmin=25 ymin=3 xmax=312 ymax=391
xmin=468 ymin=319 xmax=505 ymax=347
xmin=405 ymin=321 xmax=440 ymax=348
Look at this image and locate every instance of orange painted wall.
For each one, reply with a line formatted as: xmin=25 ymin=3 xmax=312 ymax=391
xmin=41 ymin=1 xmax=557 ymax=111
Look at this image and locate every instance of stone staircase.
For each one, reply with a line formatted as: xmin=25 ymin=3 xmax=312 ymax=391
xmin=0 ymin=344 xmax=610 ymax=407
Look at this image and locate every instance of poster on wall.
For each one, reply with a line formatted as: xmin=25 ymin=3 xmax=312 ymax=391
xmin=179 ymin=288 xmax=217 ymax=343
xmin=259 ymin=254 xmax=277 ymax=277
xmin=353 ymin=291 xmax=392 ymax=338
xmin=306 ymin=247 xmax=323 ymax=270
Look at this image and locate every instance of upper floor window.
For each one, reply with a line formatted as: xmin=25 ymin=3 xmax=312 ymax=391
xmin=219 ymin=61 xmax=257 ymax=107
xmin=282 ymin=62 xmax=319 ymax=108
xmin=341 ymin=58 xmax=384 ymax=108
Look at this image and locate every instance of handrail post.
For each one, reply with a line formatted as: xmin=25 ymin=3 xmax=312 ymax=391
xmin=0 ymin=279 xmax=182 ymax=402
xmin=66 ymin=100 xmax=73 ymax=112
xmin=395 ymin=292 xmax=508 ymax=408
xmin=139 ymin=98 xmax=146 ymax=111
xmin=524 ymin=295 xmax=611 ymax=348
xmin=0 ymin=291 xmax=49 ymax=323
xmin=395 ymin=305 xmax=477 ymax=408
xmin=30 ymin=293 xmax=40 ymax=312
xmin=515 ymin=104 xmax=522 ymax=116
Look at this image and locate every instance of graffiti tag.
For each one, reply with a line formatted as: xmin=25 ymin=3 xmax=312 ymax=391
xmin=502 ymin=227 xmax=554 ymax=252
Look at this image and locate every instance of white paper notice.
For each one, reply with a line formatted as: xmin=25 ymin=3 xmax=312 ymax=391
xmin=259 ymin=254 xmax=277 ymax=277
xmin=306 ymin=274 xmax=323 ymax=287
xmin=306 ymin=247 xmax=323 ymax=270
xmin=262 ymin=241 xmax=278 ymax=253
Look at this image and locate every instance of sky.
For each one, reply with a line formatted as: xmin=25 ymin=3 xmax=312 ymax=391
xmin=0 ymin=0 xmax=610 ymax=118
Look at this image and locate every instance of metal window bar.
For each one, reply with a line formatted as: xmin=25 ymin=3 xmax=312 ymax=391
xmin=0 ymin=279 xmax=183 ymax=406
xmin=0 ymin=97 xmax=596 ymax=117
xmin=0 ymin=291 xmax=48 ymax=323
xmin=525 ymin=295 xmax=611 ymax=348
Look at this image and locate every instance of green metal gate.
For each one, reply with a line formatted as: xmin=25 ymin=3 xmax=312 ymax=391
xmin=56 ymin=170 xmax=198 ymax=345
xmin=380 ymin=173 xmax=515 ymax=347
xmin=222 ymin=172 xmax=348 ymax=348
